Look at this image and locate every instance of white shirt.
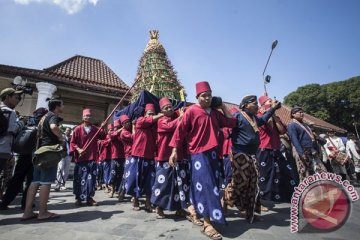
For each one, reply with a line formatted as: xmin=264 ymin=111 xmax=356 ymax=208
xmin=346 ymin=139 xmax=360 ymax=160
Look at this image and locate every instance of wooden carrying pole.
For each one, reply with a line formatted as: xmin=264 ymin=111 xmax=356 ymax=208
xmin=80 ymin=79 xmax=139 ymax=155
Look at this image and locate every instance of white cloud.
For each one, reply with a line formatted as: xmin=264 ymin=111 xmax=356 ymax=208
xmin=14 ymin=0 xmax=99 ymax=14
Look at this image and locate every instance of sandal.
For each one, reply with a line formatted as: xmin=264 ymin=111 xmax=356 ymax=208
xmin=201 ymin=225 xmax=222 ymax=240
xmin=133 ymin=199 xmax=140 ymax=211
xmin=156 ymin=207 xmax=165 ymax=219
xmin=175 ymin=209 xmax=188 ymax=218
xmin=144 ymin=205 xmax=155 ymax=213
xmin=186 ymin=214 xmax=204 ymax=226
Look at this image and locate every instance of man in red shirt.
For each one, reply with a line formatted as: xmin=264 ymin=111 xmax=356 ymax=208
xmin=127 ymin=103 xmax=163 ymax=211
xmin=150 ymin=97 xmax=189 ymax=219
xmin=70 ymin=108 xmax=105 ymax=207
xmin=256 ymin=96 xmax=296 ymax=206
xmin=102 ymin=124 xmax=114 ymax=194
xmin=108 ymin=119 xmax=125 ymax=198
xmin=119 ymin=114 xmax=132 ymax=201
xmin=169 ymin=81 xmax=236 ymax=240
xmin=96 ymin=129 xmax=111 ymax=191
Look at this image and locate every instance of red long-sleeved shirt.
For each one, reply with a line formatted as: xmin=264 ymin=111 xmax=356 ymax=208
xmin=169 ymin=104 xmax=237 ymax=154
xmin=156 ymin=116 xmax=180 ymax=161
xmin=70 ymin=124 xmax=105 ymax=162
xmin=131 ymin=116 xmax=157 ymax=159
xmin=120 ymin=128 xmax=133 ymax=159
xmin=110 ymin=131 xmax=125 ymax=159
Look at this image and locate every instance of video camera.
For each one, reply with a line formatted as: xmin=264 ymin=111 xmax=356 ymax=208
xmin=11 ymin=76 xmax=34 ymax=95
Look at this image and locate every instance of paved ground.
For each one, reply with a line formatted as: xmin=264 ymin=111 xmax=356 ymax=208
xmin=0 ymin=182 xmax=359 ymax=240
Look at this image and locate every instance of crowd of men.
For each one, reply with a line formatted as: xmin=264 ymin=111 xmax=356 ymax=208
xmin=0 ymin=81 xmax=359 ymax=240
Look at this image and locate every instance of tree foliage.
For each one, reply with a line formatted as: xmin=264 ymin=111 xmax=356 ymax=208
xmin=284 ymin=76 xmax=360 ymax=132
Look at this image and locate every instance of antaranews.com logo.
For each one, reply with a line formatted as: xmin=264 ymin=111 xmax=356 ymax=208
xmin=290 ymin=172 xmax=359 ymax=233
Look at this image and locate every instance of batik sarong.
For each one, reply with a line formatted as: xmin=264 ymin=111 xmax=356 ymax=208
xmin=256 ymin=149 xmax=297 ymax=202
xmin=151 ymin=160 xmax=190 ymax=211
xmin=110 ymin=158 xmax=125 ymax=193
xmin=292 ymin=147 xmax=326 ymax=182
xmin=225 ymin=152 xmax=260 ymax=223
xmin=73 ymin=160 xmax=97 ymax=202
xmin=223 ymin=155 xmax=232 ymax=188
xmin=190 ymin=148 xmax=225 ymax=224
xmin=103 ymin=159 xmax=112 ymax=185
xmin=96 ymin=162 xmax=104 ymax=186
xmin=124 ymin=157 xmax=155 ymax=198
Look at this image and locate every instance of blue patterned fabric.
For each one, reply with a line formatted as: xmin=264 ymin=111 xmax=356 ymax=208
xmin=256 ymin=149 xmax=297 ymax=202
xmin=103 ymin=160 xmax=112 ymax=185
xmin=73 ymin=160 xmax=97 ymax=202
xmin=110 ymin=158 xmax=125 ymax=193
xmin=190 ymin=148 xmax=225 ymax=224
xmin=124 ymin=157 xmax=155 ymax=197
xmin=223 ymin=155 xmax=232 ymax=188
xmin=151 ymin=160 xmax=190 ymax=211
xmin=96 ymin=162 xmax=104 ymax=185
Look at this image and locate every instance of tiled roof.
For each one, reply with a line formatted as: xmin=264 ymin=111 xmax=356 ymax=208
xmin=0 ymin=55 xmax=129 ymax=96
xmin=223 ymin=102 xmax=346 ymax=133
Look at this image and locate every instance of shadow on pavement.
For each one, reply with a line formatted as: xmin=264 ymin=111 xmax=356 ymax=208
xmin=0 ymin=209 xmax=124 ymax=226
xmin=216 ymin=208 xmax=290 ymax=238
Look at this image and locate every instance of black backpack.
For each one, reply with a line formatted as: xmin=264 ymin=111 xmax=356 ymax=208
xmin=0 ymin=107 xmax=11 ymax=137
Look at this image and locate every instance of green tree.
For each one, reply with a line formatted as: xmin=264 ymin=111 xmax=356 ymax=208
xmin=283 ymin=84 xmax=330 ymax=120
xmin=131 ymin=30 xmax=185 ymax=102
xmin=284 ymin=76 xmax=360 ymax=132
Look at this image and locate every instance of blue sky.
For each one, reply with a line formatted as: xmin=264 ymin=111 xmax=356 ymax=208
xmin=0 ymin=0 xmax=359 ymax=104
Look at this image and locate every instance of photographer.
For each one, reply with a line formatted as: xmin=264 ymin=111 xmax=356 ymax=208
xmin=22 ymin=98 xmax=64 ymax=221
xmin=0 ymin=108 xmax=48 ymax=210
xmin=0 ymin=88 xmax=26 ymax=195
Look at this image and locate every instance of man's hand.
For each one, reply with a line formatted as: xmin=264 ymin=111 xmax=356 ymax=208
xmin=272 ymin=100 xmax=282 ymax=110
xmin=77 ymin=148 xmax=84 ymax=156
xmin=178 ymin=108 xmax=185 ymax=118
xmin=169 ymin=148 xmax=178 ymax=167
xmin=100 ymin=122 xmax=106 ymax=128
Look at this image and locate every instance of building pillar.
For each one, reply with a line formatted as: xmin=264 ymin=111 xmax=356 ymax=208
xmin=36 ymin=82 xmax=57 ymax=109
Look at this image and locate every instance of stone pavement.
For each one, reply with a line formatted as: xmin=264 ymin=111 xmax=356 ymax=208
xmin=0 ymin=182 xmax=359 ymax=240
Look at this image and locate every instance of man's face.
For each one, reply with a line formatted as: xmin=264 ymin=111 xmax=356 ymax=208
xmin=6 ymin=93 xmax=22 ymax=109
xmin=293 ymin=110 xmax=304 ymax=120
xmin=197 ymin=91 xmax=212 ymax=108
xmin=264 ymin=99 xmax=272 ymax=106
xmin=65 ymin=128 xmax=71 ymax=136
xmin=83 ymin=114 xmax=92 ymax=123
xmin=145 ymin=110 xmax=155 ymax=117
xmin=245 ymin=100 xmax=259 ymax=115
xmin=161 ymin=104 xmax=174 ymax=117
